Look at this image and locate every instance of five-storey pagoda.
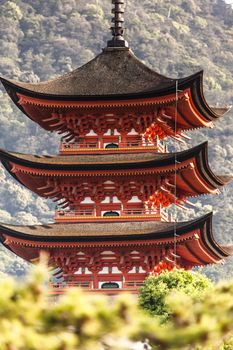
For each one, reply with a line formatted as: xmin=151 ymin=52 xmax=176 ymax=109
xmin=0 ymin=1 xmax=232 ymax=293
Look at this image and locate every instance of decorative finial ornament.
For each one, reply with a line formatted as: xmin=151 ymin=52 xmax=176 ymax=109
xmin=107 ymin=0 xmax=129 ymax=48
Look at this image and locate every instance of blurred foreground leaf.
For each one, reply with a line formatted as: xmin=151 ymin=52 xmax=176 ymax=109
xmin=0 ymin=265 xmax=233 ymax=349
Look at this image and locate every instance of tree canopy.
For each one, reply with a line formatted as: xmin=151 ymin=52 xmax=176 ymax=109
xmin=139 ymin=269 xmax=212 ymax=322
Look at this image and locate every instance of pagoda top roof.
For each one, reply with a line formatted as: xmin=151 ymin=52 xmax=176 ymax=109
xmin=0 ymin=214 xmax=232 ymax=267
xmin=0 ymin=49 xmax=230 ymax=119
xmin=1 ymin=49 xmax=174 ymax=97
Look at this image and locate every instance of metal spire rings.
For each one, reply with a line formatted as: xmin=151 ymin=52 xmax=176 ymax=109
xmin=107 ymin=0 xmax=128 ymax=48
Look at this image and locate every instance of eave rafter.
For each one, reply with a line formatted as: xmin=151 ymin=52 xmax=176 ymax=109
xmin=0 ymin=67 xmax=230 ymax=141
xmin=8 ymin=88 xmax=219 ymax=141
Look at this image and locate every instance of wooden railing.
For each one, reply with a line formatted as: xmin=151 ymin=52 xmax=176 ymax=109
xmin=55 ymin=209 xmax=96 ymax=217
xmin=51 ymin=282 xmax=91 ymax=289
xmin=49 ymin=281 xmax=142 ymax=295
xmin=54 ymin=208 xmax=170 ymax=222
xmin=124 ymin=281 xmax=144 ymax=288
xmin=60 ymin=141 xmax=166 ymax=153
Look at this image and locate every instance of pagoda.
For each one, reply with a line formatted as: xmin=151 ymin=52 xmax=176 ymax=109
xmin=0 ymin=1 xmax=232 ymax=293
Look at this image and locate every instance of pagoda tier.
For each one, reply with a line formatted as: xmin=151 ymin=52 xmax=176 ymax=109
xmin=0 ymin=213 xmax=232 ymax=292
xmin=0 ymin=49 xmax=230 ymax=145
xmin=0 ymin=143 xmax=231 ymax=223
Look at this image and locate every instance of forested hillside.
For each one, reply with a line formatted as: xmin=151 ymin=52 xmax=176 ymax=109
xmin=0 ymin=0 xmax=232 ymax=280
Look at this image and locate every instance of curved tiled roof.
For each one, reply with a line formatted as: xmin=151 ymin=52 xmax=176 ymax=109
xmin=0 ymin=214 xmax=231 ymax=261
xmin=0 ymin=219 xmax=189 ymax=239
xmin=0 ymin=143 xmax=231 ymax=190
xmin=0 ymin=148 xmax=172 ymax=166
xmin=1 ymin=49 xmax=174 ymax=97
xmin=0 ymin=48 xmax=229 ymax=122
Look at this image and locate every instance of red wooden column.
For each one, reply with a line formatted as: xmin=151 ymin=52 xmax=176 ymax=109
xmin=90 ymin=266 xmax=103 ymax=289
xmin=98 ymin=133 xmax=104 ymax=149
xmin=121 ymin=268 xmax=128 ymax=289
xmin=120 ymin=132 xmax=127 ymax=147
xmin=95 ymin=201 xmax=102 ymax=217
xmin=117 ymin=251 xmax=134 ymax=289
xmin=92 ymin=271 xmax=99 ymax=289
xmin=88 ymin=253 xmax=103 ymax=289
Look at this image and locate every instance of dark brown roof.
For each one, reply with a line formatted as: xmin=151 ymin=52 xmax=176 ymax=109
xmin=0 ymin=143 xmax=230 ymax=189
xmin=221 ymin=246 xmax=233 ymax=255
xmin=1 ymin=49 xmax=174 ymax=97
xmin=0 ymin=213 xmax=231 ymax=259
xmin=0 ymin=48 xmax=228 ymax=121
xmin=0 ymin=219 xmax=190 ymax=238
xmin=212 ymin=107 xmax=231 ymax=116
xmin=0 ymin=148 xmax=172 ymax=166
xmin=216 ymin=175 xmax=233 ymax=184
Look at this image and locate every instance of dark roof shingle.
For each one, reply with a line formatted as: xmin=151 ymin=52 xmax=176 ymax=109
xmin=1 ymin=49 xmax=174 ymax=96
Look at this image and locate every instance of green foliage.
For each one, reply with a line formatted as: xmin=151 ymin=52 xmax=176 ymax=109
xmin=193 ymin=16 xmax=208 ymax=29
xmin=138 ymin=269 xmax=212 ymax=321
xmin=223 ymin=339 xmax=233 ymax=350
xmin=1 ymin=1 xmax=23 ymax=21
xmin=1 ymin=264 xmax=233 ymax=349
xmin=82 ymin=4 xmax=104 ymax=20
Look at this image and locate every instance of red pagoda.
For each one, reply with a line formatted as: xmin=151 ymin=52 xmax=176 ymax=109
xmin=0 ymin=1 xmax=232 ymax=293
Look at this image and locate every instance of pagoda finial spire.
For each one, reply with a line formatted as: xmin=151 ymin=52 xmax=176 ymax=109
xmin=107 ymin=0 xmax=129 ymax=48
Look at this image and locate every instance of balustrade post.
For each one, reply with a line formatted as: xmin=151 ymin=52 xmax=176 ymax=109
xmin=118 ymin=135 xmax=122 ymax=147
xmin=121 ymin=132 xmax=127 ymax=147
xmin=92 ymin=271 xmax=98 ymax=289
xmin=98 ymin=134 xmax=104 ymax=149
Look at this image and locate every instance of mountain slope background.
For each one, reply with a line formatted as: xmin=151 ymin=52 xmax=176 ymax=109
xmin=0 ymin=0 xmax=232 ymax=280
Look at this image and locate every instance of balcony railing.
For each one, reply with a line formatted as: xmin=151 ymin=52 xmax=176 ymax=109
xmin=124 ymin=281 xmax=144 ymax=288
xmin=51 ymin=282 xmax=91 ymax=289
xmin=55 ymin=209 xmax=95 ymax=216
xmin=60 ymin=141 xmax=166 ymax=153
xmin=54 ymin=208 xmax=170 ymax=222
xmin=49 ymin=281 xmax=143 ymax=295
